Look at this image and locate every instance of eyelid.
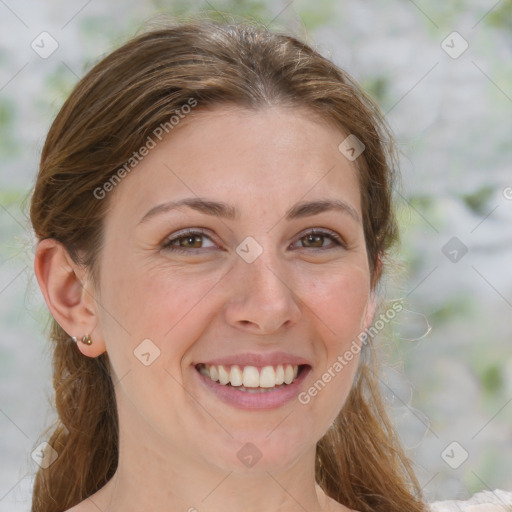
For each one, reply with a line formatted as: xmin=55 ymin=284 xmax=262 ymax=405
xmin=162 ymin=228 xmax=217 ymax=251
xmin=161 ymin=227 xmax=346 ymax=253
xmin=292 ymin=228 xmax=347 ymax=249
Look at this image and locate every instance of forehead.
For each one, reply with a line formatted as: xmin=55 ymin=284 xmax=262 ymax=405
xmin=105 ymin=105 xmax=362 ymax=227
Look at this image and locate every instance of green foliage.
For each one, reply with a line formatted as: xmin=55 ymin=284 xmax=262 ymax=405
xmin=460 ymin=185 xmax=495 ymax=215
xmin=0 ymin=187 xmax=28 ymax=265
xmin=0 ymin=98 xmax=20 ymax=159
xmin=407 ymin=194 xmax=434 ymax=211
xmin=428 ymin=296 xmax=473 ymax=326
xmin=0 ymin=187 xmax=21 ymax=207
xmin=79 ymin=15 xmax=130 ymax=51
xmin=150 ymin=0 xmax=337 ymax=31
xmin=43 ymin=64 xmax=79 ymax=108
xmin=469 ymin=338 xmax=506 ymax=398
xmin=485 ymin=0 xmax=512 ymax=30
xmin=362 ymin=76 xmax=390 ymax=105
xmin=480 ymin=363 xmax=504 ymax=395
xmin=151 ymin=0 xmax=271 ymax=25
xmin=295 ymin=0 xmax=337 ymax=31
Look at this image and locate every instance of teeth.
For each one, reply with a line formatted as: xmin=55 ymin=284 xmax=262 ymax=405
xmin=230 ymin=365 xmax=243 ymax=386
xmin=259 ymin=366 xmax=276 ymax=388
xmin=284 ymin=364 xmax=294 ymax=384
xmin=209 ymin=365 xmax=218 ymax=382
xmin=198 ymin=363 xmax=301 ymax=388
xmin=275 ymin=365 xmax=284 ymax=385
xmin=243 ymin=366 xmax=260 ymax=387
xmin=218 ymin=364 xmax=230 ymax=385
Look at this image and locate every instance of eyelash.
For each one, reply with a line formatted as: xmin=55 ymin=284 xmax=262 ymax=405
xmin=161 ymin=228 xmax=346 ymax=254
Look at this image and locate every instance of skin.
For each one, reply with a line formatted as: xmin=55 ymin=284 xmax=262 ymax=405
xmin=35 ymin=105 xmax=377 ymax=512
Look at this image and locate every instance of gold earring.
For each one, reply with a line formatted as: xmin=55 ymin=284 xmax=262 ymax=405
xmin=71 ymin=334 xmax=92 ymax=345
xmin=81 ymin=334 xmax=92 ymax=345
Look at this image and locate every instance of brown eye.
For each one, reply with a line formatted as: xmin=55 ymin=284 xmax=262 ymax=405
xmin=162 ymin=229 xmax=216 ymax=253
xmin=177 ymin=234 xmax=203 ymax=248
xmin=295 ymin=229 xmax=345 ymax=250
xmin=301 ymin=233 xmax=325 ymax=248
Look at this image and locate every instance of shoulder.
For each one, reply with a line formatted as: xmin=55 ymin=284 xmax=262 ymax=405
xmin=64 ymin=505 xmax=89 ymax=512
xmin=63 ymin=484 xmax=112 ymax=512
xmin=64 ymin=498 xmax=101 ymax=512
xmin=429 ymin=489 xmax=512 ymax=512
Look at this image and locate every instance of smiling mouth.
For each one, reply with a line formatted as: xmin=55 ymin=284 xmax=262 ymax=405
xmin=195 ymin=363 xmax=308 ymax=390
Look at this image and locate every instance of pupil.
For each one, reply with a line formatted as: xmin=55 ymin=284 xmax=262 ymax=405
xmin=184 ymin=235 xmax=200 ymax=247
xmin=307 ymin=234 xmax=322 ymax=247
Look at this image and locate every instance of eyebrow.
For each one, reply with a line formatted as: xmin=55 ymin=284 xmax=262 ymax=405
xmin=138 ymin=197 xmax=361 ymax=225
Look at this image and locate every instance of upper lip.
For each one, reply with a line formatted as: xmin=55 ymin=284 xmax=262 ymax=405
xmin=196 ymin=351 xmax=312 ymax=368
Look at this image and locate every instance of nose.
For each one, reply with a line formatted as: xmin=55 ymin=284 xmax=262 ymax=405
xmin=223 ymin=249 xmax=302 ymax=334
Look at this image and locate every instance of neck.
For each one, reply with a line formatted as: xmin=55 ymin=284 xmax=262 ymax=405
xmin=86 ymin=394 xmax=347 ymax=512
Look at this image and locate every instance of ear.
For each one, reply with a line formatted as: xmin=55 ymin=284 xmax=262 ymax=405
xmin=33 ymin=238 xmax=106 ymax=357
xmin=363 ymin=290 xmax=377 ymax=331
xmin=363 ymin=252 xmax=382 ymax=330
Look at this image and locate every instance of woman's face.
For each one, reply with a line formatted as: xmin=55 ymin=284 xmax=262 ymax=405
xmin=93 ymin=105 xmax=375 ymax=474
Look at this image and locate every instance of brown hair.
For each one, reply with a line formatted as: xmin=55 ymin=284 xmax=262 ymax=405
xmin=29 ymin=19 xmax=427 ymax=512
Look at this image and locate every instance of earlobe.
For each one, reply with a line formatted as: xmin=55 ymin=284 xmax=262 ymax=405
xmin=33 ymin=238 xmax=105 ymax=357
xmin=364 ymin=291 xmax=377 ymax=330
xmin=362 ymin=252 xmax=382 ymax=330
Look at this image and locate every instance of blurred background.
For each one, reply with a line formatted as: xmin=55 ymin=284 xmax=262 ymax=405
xmin=1 ymin=0 xmax=511 ymax=510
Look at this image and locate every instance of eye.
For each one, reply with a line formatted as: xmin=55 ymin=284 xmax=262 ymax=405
xmin=162 ymin=228 xmax=217 ymax=254
xmin=161 ymin=227 xmax=346 ymax=255
xmin=293 ymin=229 xmax=346 ymax=250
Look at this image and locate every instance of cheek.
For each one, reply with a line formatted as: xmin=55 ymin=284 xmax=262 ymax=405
xmin=296 ymin=269 xmax=368 ymax=429
xmin=96 ymin=260 xmax=224 ymax=420
xmin=99 ymin=256 xmax=223 ymax=367
xmin=300 ymin=265 xmax=371 ymax=342
xmin=101 ymin=250 xmax=209 ymax=331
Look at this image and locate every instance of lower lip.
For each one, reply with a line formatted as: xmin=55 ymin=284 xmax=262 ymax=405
xmin=194 ymin=366 xmax=311 ymax=410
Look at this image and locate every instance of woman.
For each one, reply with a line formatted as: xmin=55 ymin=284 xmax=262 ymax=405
xmin=29 ymin=19 xmax=510 ymax=512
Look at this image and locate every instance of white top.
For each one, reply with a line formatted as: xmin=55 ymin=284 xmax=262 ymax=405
xmin=429 ymin=490 xmax=512 ymax=511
